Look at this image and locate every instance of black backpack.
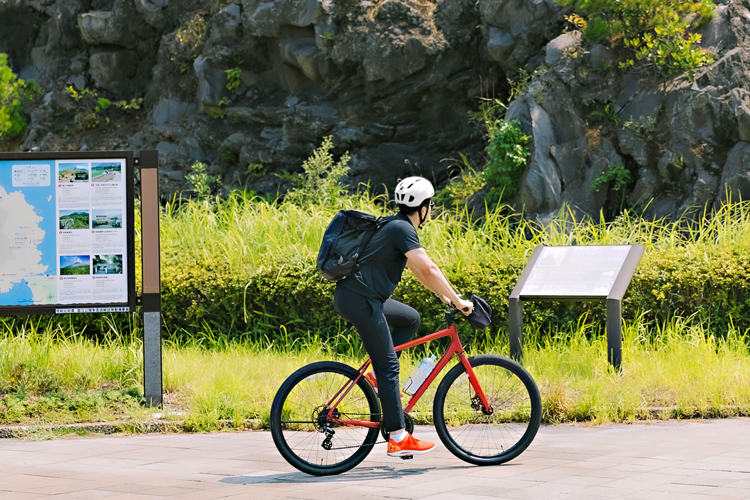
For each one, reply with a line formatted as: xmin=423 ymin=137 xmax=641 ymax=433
xmin=317 ymin=210 xmax=389 ymax=283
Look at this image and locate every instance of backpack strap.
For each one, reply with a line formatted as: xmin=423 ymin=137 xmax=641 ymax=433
xmin=352 ymin=217 xmax=388 ymax=287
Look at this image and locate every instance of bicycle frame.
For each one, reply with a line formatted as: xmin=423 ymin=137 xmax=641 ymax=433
xmin=325 ymin=312 xmax=492 ymax=429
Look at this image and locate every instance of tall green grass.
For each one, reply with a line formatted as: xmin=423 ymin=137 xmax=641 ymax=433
xmin=2 ymin=314 xmax=749 ymax=428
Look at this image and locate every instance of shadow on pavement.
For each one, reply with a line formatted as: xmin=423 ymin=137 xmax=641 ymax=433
xmin=220 ymin=464 xmax=481 ymax=484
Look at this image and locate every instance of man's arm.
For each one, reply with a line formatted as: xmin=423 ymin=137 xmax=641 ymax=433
xmin=406 ymin=248 xmax=473 ymax=315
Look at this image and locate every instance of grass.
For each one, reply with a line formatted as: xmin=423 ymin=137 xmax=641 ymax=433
xmin=7 ymin=165 xmax=750 ymax=431
xmin=1 ymin=314 xmax=749 ymax=430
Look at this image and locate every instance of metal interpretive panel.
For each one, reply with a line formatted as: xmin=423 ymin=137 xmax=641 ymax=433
xmin=519 ymin=245 xmax=632 ymax=299
xmin=509 ymin=244 xmax=644 ymax=369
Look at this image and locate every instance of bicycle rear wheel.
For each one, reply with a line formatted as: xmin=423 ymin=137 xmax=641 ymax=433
xmin=270 ymin=361 xmax=380 ymax=476
xmin=433 ymin=354 xmax=541 ymax=465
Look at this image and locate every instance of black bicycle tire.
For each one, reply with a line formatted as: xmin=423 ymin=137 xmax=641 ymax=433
xmin=270 ymin=361 xmax=381 ymax=476
xmin=433 ymin=354 xmax=542 ymax=465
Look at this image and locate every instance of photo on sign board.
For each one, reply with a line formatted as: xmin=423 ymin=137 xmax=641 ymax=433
xmin=58 ymin=163 xmax=89 ymax=182
xmin=92 ymin=209 xmax=122 ymax=229
xmin=91 ymin=162 xmax=122 ymax=183
xmin=59 ymin=209 xmax=90 ymax=230
xmin=93 ymin=254 xmax=123 ymax=275
xmin=60 ymin=255 xmax=90 ymax=275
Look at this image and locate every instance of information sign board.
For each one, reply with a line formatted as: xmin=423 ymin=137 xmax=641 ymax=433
xmin=0 ymin=152 xmax=135 ymax=315
xmin=519 ymin=245 xmax=632 ymax=298
xmin=509 ymin=244 xmax=644 ymax=369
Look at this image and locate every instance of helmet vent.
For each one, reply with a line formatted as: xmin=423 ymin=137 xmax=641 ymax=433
xmin=408 ymin=195 xmax=414 ymax=202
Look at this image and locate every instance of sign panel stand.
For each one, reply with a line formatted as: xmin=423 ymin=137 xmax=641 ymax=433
xmin=137 ymin=151 xmax=162 ymax=407
xmin=509 ymin=245 xmax=644 ymax=370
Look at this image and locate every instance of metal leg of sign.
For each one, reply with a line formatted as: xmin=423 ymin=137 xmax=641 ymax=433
xmin=606 ymin=298 xmax=622 ymax=370
xmin=143 ymin=311 xmax=162 ymax=406
xmin=139 ymin=151 xmax=162 ymax=407
xmin=508 ymin=297 xmax=524 ymax=362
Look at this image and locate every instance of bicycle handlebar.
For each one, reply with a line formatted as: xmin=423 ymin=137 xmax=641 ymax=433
xmin=444 ymin=307 xmax=462 ymax=326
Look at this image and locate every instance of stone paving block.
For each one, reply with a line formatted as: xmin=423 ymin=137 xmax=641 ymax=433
xmin=1 ymin=419 xmax=750 ymax=499
xmin=621 ymin=490 xmax=690 ymax=500
xmin=678 ymin=494 xmax=746 ymax=500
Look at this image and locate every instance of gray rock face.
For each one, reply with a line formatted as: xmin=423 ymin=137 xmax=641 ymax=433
xmin=152 ymin=98 xmax=198 ymax=125
xmin=514 ymin=99 xmax=561 ymax=213
xmin=716 ymin=142 xmax=750 ymax=204
xmin=193 ymin=55 xmax=227 ymax=109
xmin=210 ymin=3 xmax=242 ymax=44
xmin=478 ymin=0 xmax=562 ymax=72
xmin=545 ymin=32 xmax=581 ymax=66
xmin=487 ymin=27 xmax=515 ymax=64
xmin=88 ymin=50 xmax=139 ymax=94
xmin=242 ymin=0 xmax=323 ymax=37
xmin=7 ymin=0 xmax=750 ymax=222
xmin=589 ymin=44 xmax=613 ymax=70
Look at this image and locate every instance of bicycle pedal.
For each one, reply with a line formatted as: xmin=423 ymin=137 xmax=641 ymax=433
xmin=400 ymin=455 xmax=414 ymax=460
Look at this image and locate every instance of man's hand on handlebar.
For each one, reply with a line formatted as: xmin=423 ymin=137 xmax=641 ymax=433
xmin=454 ymin=297 xmax=473 ymax=316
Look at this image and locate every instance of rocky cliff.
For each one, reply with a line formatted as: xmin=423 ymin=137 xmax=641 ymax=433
xmin=2 ymin=0 xmax=750 ymax=221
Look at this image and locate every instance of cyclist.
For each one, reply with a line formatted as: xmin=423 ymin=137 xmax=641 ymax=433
xmin=333 ymin=176 xmax=474 ymax=458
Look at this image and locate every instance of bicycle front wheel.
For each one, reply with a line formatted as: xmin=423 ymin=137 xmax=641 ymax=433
xmin=270 ymin=361 xmax=380 ymax=476
xmin=433 ymin=354 xmax=541 ymax=465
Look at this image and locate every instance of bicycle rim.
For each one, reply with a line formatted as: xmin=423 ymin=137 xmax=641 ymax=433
xmin=271 ymin=361 xmax=380 ymax=475
xmin=434 ymin=355 xmax=541 ymax=465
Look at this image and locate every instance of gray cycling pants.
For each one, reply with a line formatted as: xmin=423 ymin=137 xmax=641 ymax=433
xmin=334 ymin=288 xmax=420 ymax=432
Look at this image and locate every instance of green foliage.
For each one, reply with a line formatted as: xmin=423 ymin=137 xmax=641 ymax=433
xmin=185 ymin=161 xmax=217 ymax=199
xmin=225 ymin=65 xmax=242 ymax=92
xmin=247 ymin=163 xmax=266 ymax=176
xmin=591 ymin=165 xmax=632 ymax=192
xmin=482 ymin=119 xmax=531 ymax=202
xmin=507 ymin=68 xmax=532 ymax=100
xmin=172 ymin=13 xmax=207 ymax=68
xmin=588 ymin=104 xmax=622 ymax=126
xmin=0 ymin=53 xmax=39 ymax=142
xmin=319 ymin=31 xmax=338 ymax=41
xmin=623 ymin=115 xmax=657 ymax=140
xmin=205 ymin=97 xmax=228 ymax=119
xmin=284 ymin=136 xmax=350 ymax=206
xmin=0 ymin=389 xmax=143 ymax=424
xmin=555 ymin=0 xmax=716 ymax=81
xmin=67 ymin=86 xmax=143 ymax=129
xmin=434 ymin=154 xmax=484 ymax=210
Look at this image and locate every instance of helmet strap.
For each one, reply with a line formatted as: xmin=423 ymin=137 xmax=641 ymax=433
xmin=417 ymin=200 xmax=429 ymax=228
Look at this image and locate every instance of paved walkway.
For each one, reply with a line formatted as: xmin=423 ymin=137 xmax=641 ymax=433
xmin=1 ymin=419 xmax=750 ymax=499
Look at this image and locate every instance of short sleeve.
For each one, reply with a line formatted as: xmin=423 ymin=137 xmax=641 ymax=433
xmin=392 ymin=220 xmax=421 ymax=255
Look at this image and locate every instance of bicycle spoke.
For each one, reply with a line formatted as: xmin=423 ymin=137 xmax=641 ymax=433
xmin=272 ymin=363 xmax=380 ymax=474
xmin=435 ymin=356 xmax=540 ymax=463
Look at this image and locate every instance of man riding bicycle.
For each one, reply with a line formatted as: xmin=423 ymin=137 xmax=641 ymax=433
xmin=334 ymin=176 xmax=474 ymax=458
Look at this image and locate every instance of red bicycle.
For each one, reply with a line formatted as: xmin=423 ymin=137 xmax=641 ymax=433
xmin=270 ymin=308 xmax=542 ymax=476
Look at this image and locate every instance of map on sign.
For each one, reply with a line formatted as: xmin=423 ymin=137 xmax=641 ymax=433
xmin=519 ymin=246 xmax=632 ymax=298
xmin=0 ymin=159 xmax=128 ymax=308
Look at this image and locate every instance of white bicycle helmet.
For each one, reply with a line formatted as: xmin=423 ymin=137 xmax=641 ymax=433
xmin=394 ymin=176 xmax=435 ymax=207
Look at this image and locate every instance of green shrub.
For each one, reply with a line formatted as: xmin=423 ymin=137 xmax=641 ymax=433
xmin=67 ymin=86 xmax=142 ymax=129
xmin=434 ymin=154 xmax=484 ymax=210
xmin=283 ymin=135 xmax=350 ymax=206
xmin=591 ymin=165 xmax=631 ymax=192
xmin=185 ymin=161 xmax=217 ymax=199
xmin=557 ymin=0 xmax=716 ymax=81
xmin=0 ymin=53 xmax=38 ymax=142
xmin=482 ymin=119 xmax=530 ymax=203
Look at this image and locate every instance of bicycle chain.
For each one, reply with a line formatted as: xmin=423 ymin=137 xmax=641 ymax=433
xmin=323 ymin=440 xmax=388 ymax=451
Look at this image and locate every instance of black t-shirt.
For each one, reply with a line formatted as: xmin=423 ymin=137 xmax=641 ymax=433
xmin=338 ymin=212 xmax=421 ymax=301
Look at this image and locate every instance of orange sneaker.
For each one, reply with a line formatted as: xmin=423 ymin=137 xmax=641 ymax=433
xmin=364 ymin=371 xmax=379 ymax=393
xmin=363 ymin=371 xmax=406 ymax=399
xmin=387 ymin=434 xmax=435 ymax=457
